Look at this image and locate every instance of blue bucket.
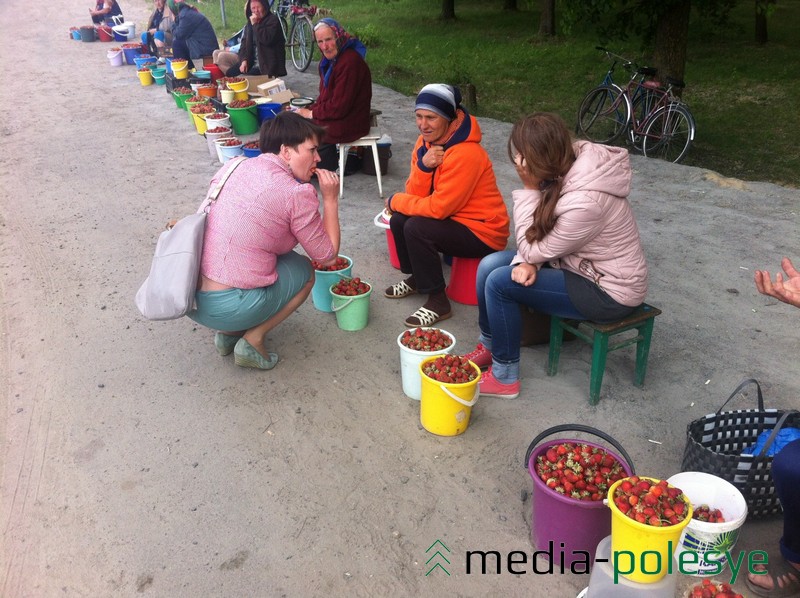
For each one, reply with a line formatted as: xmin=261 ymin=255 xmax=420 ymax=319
xmin=122 ymin=45 xmax=141 ymax=65
xmin=257 ymin=102 xmax=282 ymax=124
xmin=134 ymin=55 xmax=156 ymax=69
xmin=311 ymin=255 xmax=352 ymax=312
xmin=243 ymin=145 xmax=262 ymax=158
xmin=71 ymin=29 xmax=81 ymax=40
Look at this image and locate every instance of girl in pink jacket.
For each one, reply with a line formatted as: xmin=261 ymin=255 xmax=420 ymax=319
xmin=466 ymin=113 xmax=648 ymax=398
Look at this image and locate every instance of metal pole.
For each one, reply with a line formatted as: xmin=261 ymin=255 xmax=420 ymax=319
xmin=220 ymin=0 xmax=227 ymax=27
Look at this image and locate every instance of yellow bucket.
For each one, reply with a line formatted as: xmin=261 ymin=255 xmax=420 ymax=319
xmin=172 ymin=59 xmax=189 ymax=79
xmin=191 ymin=112 xmax=208 ymax=135
xmin=227 ymin=78 xmax=249 ymax=92
xmin=233 ymin=90 xmax=249 ymax=101
xmin=607 ymin=477 xmax=693 ymax=583
xmin=419 ymin=357 xmax=480 ymax=436
xmin=137 ymin=69 xmax=153 ymax=86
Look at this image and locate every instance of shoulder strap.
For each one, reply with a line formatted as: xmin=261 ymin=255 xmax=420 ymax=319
xmin=203 ymin=157 xmax=247 ymax=213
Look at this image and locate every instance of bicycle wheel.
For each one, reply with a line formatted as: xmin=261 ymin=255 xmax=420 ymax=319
xmin=276 ymin=4 xmax=289 ymax=42
xmin=641 ymin=103 xmax=695 ymax=164
xmin=628 ymin=87 xmax=659 ymax=149
xmin=576 ymin=85 xmax=631 ymax=145
xmin=290 ymin=15 xmax=314 ymax=72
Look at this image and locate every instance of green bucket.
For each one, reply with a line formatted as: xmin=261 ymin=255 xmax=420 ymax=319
xmin=227 ymin=105 xmax=259 ymax=135
xmin=330 ymin=284 xmax=372 ymax=331
xmin=173 ymin=90 xmax=192 ymax=110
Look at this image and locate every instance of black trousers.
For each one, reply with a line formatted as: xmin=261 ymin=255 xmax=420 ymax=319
xmin=389 ymin=214 xmax=496 ymax=294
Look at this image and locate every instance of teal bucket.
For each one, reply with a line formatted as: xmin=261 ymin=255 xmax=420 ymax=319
xmin=151 ymin=67 xmax=166 ymax=85
xmin=331 ymin=284 xmax=372 ymax=331
xmin=311 ymin=255 xmax=352 ymax=312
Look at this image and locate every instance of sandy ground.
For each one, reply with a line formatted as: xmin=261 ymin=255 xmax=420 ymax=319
xmin=1 ymin=0 xmax=799 ymax=596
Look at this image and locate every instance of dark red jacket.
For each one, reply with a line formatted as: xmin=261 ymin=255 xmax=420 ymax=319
xmin=312 ymin=48 xmax=372 ymax=144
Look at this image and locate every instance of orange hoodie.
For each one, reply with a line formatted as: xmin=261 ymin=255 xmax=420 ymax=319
xmin=389 ymin=110 xmax=510 ymax=251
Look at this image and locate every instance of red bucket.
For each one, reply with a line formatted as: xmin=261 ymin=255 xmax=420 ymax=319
xmin=525 ymin=424 xmax=635 ymax=573
xmin=445 ymin=256 xmax=480 ymax=305
xmin=206 ymin=63 xmax=223 ymax=83
xmin=96 ymin=24 xmax=114 ymax=41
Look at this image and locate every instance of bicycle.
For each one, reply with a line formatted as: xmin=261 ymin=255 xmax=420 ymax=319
xmin=577 ymin=47 xmax=696 ymax=164
xmin=274 ymin=0 xmax=317 ymax=72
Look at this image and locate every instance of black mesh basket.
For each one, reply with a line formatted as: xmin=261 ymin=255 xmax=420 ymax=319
xmin=681 ymin=378 xmax=800 ymax=519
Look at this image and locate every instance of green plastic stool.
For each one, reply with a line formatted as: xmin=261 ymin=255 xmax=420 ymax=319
xmin=547 ymin=303 xmax=662 ymax=405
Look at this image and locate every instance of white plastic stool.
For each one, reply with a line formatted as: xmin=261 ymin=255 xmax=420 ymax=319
xmin=337 ymin=128 xmax=383 ymax=199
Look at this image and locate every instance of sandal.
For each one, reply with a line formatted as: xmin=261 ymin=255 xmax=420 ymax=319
xmin=746 ymin=558 xmax=800 ymax=598
xmin=404 ymin=306 xmax=452 ymax=327
xmin=384 ymin=279 xmax=417 ymax=299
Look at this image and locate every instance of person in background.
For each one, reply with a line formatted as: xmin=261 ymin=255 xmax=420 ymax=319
xmin=465 ymin=112 xmax=647 ymax=399
xmin=141 ymin=0 xmax=174 ymax=57
xmin=90 ymin=0 xmax=123 ymax=24
xmin=755 ymin=257 xmax=800 ymax=309
xmin=294 ymin=18 xmax=371 ymax=172
xmin=188 ymin=112 xmax=340 ymax=370
xmin=746 ymin=258 xmax=800 ymax=596
xmin=213 ymin=0 xmax=286 ymax=78
xmin=168 ymin=0 xmax=219 ymax=69
xmin=384 ymin=84 xmax=510 ymax=328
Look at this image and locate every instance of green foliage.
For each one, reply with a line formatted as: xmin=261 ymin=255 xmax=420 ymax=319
xmin=209 ymin=0 xmax=800 ymax=186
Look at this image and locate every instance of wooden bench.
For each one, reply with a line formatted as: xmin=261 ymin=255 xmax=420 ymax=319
xmin=547 ymin=303 xmax=662 ymax=405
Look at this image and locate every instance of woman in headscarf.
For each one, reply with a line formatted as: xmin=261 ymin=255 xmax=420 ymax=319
xmin=213 ymin=0 xmax=286 ymax=78
xmin=141 ymin=0 xmax=173 ymax=57
xmin=169 ymin=0 xmax=219 ymax=69
xmin=294 ymin=18 xmax=372 ymax=172
xmin=383 ymin=84 xmax=510 ymax=328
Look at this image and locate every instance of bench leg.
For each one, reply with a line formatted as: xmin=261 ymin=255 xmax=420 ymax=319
xmin=547 ymin=317 xmax=564 ymax=376
xmin=337 ymin=143 xmax=348 ymax=199
xmin=634 ymin=319 xmax=655 ymax=387
xmin=589 ymin=331 xmax=609 ymax=405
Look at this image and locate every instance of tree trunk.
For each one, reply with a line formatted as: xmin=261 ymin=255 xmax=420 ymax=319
xmin=755 ymin=1 xmax=769 ymax=45
xmin=441 ymin=0 xmax=456 ymax=20
xmin=503 ymin=0 xmax=517 ymax=10
xmin=652 ymin=0 xmax=691 ymax=97
xmin=538 ymin=0 xmax=556 ymax=36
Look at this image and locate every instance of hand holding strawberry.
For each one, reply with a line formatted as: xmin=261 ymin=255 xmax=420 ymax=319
xmin=312 ymin=256 xmax=350 ymax=272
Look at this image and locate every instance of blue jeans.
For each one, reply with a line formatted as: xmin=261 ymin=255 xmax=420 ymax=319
xmin=477 ymin=251 xmax=585 ymax=383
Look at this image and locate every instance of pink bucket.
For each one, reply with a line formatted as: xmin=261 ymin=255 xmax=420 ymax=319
xmin=525 ymin=424 xmax=635 ymax=573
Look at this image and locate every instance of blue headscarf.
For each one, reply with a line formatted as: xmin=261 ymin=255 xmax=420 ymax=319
xmin=315 ymin=18 xmax=367 ymax=87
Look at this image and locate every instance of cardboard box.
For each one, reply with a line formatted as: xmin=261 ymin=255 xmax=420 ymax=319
xmin=257 ymin=78 xmax=287 ymax=97
xmin=267 ymin=89 xmax=297 ymax=105
xmin=243 ymin=75 xmax=276 ymax=92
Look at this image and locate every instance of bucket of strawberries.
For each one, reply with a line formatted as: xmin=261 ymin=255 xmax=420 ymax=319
xmin=310 ymin=255 xmax=352 ymax=312
xmin=418 ymin=354 xmax=481 ymax=436
xmin=397 ymin=327 xmax=456 ymax=400
xmin=524 ymin=424 xmax=635 ymax=572
xmin=607 ymin=475 xmax=693 ymax=583
xmin=329 ymin=277 xmax=372 ymax=331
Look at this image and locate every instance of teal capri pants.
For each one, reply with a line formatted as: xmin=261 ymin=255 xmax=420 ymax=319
xmin=188 ymin=251 xmax=313 ymax=331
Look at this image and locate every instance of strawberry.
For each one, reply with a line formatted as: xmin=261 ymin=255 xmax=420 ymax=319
xmin=535 ymin=443 xmax=627 ymax=503
xmin=612 ymin=476 xmax=690 ymax=527
xmin=331 ymin=277 xmax=371 ymax=296
xmin=312 ymin=256 xmax=350 ymax=272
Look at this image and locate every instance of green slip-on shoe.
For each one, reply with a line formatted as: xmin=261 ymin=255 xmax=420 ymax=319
xmin=214 ymin=332 xmax=241 ymax=356
xmin=233 ymin=338 xmax=279 ymax=370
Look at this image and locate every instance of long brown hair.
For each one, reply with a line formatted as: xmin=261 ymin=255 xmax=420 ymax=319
xmin=507 ymin=113 xmax=576 ymax=243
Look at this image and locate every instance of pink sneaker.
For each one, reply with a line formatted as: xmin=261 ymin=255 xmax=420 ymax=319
xmin=464 ymin=343 xmax=492 ymax=369
xmin=479 ymin=369 xmax=520 ymax=399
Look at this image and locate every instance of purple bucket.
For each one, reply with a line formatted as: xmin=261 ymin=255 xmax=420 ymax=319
xmin=525 ymin=424 xmax=635 ymax=573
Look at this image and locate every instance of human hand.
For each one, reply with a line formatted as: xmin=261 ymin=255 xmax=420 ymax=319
xmin=422 ymin=145 xmax=444 ymax=169
xmin=296 ymin=108 xmax=312 ymax=119
xmin=315 ymin=168 xmax=340 ymax=203
xmin=755 ymin=257 xmax=800 ymax=309
xmin=240 ymin=59 xmax=248 ymax=73
xmin=249 ymin=14 xmax=259 ymax=25
xmin=511 ymin=263 xmax=538 ymax=286
xmin=513 ymin=152 xmax=540 ymax=190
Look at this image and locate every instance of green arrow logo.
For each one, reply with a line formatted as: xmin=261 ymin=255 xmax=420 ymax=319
xmin=425 ymin=539 xmax=451 ymax=576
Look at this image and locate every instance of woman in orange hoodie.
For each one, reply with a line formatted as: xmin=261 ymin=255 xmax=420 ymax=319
xmin=385 ymin=84 xmax=510 ymax=327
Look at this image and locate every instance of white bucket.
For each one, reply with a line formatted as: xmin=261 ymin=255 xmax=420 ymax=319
xmin=397 ymin=328 xmax=455 ymax=401
xmin=666 ymin=471 xmax=748 ymax=576
xmin=214 ymin=137 xmax=237 ymax=165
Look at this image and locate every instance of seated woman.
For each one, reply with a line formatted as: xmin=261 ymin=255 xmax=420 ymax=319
xmin=213 ymin=0 xmax=286 ymax=78
xmin=384 ymin=84 xmax=510 ymax=328
xmin=141 ymin=0 xmax=174 ymax=57
xmin=168 ymin=0 xmax=219 ymax=69
xmin=466 ymin=112 xmax=648 ymax=398
xmin=294 ymin=18 xmax=371 ymax=172
xmin=188 ymin=112 xmax=341 ymax=370
xmin=90 ymin=0 xmax=123 ymax=24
